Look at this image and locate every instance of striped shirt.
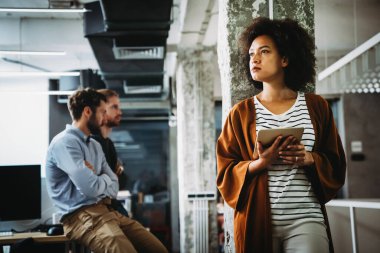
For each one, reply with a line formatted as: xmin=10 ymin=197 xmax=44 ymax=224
xmin=254 ymin=92 xmax=324 ymax=228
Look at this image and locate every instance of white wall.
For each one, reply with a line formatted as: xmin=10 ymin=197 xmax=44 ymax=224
xmin=0 ymin=78 xmax=57 ymax=232
xmin=0 ymin=17 xmax=97 ymax=170
xmin=0 ymin=78 xmax=49 ymax=176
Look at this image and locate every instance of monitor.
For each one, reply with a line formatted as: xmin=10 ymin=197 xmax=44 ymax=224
xmin=0 ymin=165 xmax=41 ymax=222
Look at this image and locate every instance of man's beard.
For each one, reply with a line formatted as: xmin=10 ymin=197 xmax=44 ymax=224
xmin=87 ymin=113 xmax=101 ymax=135
xmin=106 ymin=118 xmax=120 ymax=128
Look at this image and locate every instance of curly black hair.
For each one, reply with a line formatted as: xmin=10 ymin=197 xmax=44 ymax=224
xmin=68 ymin=87 xmax=107 ymax=120
xmin=239 ymin=17 xmax=316 ymax=91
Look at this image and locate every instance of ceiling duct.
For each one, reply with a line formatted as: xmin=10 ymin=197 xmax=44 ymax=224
xmin=49 ymin=0 xmax=81 ymax=8
xmin=104 ymin=74 xmax=170 ymax=100
xmin=56 ymin=69 xmax=106 ymax=103
xmin=83 ymin=0 xmax=173 ymax=102
xmin=113 ymin=46 xmax=165 ymax=60
xmin=123 ymin=74 xmax=169 ymax=95
xmin=124 ymin=85 xmax=162 ymax=94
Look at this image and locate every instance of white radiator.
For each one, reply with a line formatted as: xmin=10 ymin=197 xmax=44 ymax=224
xmin=187 ymin=191 xmax=216 ymax=253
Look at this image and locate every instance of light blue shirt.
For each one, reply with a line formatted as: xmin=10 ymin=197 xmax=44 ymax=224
xmin=45 ymin=124 xmax=119 ymax=217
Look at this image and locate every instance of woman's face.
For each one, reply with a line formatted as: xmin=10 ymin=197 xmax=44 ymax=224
xmin=249 ymin=35 xmax=288 ymax=84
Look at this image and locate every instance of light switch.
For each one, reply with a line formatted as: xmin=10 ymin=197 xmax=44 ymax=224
xmin=351 ymin=141 xmax=363 ymax=153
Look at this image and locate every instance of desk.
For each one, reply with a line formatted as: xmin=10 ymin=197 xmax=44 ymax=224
xmin=0 ymin=232 xmax=68 ymax=244
xmin=0 ymin=232 xmax=70 ymax=253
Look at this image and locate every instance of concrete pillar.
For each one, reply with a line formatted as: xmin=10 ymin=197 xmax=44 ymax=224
xmin=169 ymin=125 xmax=180 ymax=252
xmin=217 ymin=0 xmax=314 ymax=252
xmin=176 ymin=46 xmax=218 ymax=253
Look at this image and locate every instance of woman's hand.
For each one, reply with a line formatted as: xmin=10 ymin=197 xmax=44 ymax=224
xmin=258 ymin=135 xmax=295 ymax=165
xmin=249 ymin=135 xmax=296 ymax=174
xmin=278 ymin=141 xmax=315 ymax=166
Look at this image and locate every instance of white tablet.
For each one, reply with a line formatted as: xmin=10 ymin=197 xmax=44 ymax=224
xmin=256 ymin=127 xmax=304 ymax=147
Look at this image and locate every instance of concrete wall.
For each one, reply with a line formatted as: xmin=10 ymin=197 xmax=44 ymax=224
xmin=325 ymin=93 xmax=380 ymax=253
xmin=343 ymin=93 xmax=380 ymax=198
xmin=326 ymin=205 xmax=380 ymax=253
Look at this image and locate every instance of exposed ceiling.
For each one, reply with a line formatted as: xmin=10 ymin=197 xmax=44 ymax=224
xmin=0 ymin=0 xmax=379 ymax=97
xmin=83 ymin=0 xmax=173 ymax=100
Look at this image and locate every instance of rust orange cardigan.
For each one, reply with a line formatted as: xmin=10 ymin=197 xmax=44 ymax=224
xmin=216 ymin=93 xmax=346 ymax=253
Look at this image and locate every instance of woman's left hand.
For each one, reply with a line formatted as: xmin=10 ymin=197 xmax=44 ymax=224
xmin=278 ymin=142 xmax=314 ymax=166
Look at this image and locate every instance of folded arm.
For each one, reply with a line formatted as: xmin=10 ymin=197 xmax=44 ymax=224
xmin=53 ymin=140 xmax=119 ymax=199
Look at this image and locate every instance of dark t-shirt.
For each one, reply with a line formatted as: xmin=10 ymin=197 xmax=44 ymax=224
xmin=92 ymin=135 xmax=127 ymax=189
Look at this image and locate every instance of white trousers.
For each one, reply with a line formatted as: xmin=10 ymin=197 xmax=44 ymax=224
xmin=272 ymin=220 xmax=329 ymax=253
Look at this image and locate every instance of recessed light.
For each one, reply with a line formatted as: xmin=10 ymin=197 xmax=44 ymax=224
xmin=0 ymin=51 xmax=66 ymax=56
xmin=0 ymin=8 xmax=89 ymax=13
xmin=0 ymin=72 xmax=80 ymax=77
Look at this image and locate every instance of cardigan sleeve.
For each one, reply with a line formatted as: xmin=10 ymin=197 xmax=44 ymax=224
xmin=308 ymin=95 xmax=347 ymax=204
xmin=216 ymin=108 xmax=253 ymax=211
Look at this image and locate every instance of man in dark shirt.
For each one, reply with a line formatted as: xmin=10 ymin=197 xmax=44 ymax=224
xmin=92 ymin=89 xmax=128 ymax=216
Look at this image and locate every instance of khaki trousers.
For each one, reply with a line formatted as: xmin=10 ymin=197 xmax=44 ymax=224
xmin=272 ymin=221 xmax=329 ymax=253
xmin=62 ymin=202 xmax=168 ymax=253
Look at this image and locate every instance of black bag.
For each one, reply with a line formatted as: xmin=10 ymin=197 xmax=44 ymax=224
xmin=110 ymin=199 xmax=129 ymax=217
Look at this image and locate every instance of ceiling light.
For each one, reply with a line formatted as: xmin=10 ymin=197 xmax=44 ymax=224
xmin=0 ymin=91 xmax=74 ymax=95
xmin=0 ymin=8 xmax=88 ymax=13
xmin=0 ymin=72 xmax=80 ymax=77
xmin=0 ymin=50 xmax=66 ymax=56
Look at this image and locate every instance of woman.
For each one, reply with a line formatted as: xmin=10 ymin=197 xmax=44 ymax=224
xmin=216 ymin=17 xmax=346 ymax=253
